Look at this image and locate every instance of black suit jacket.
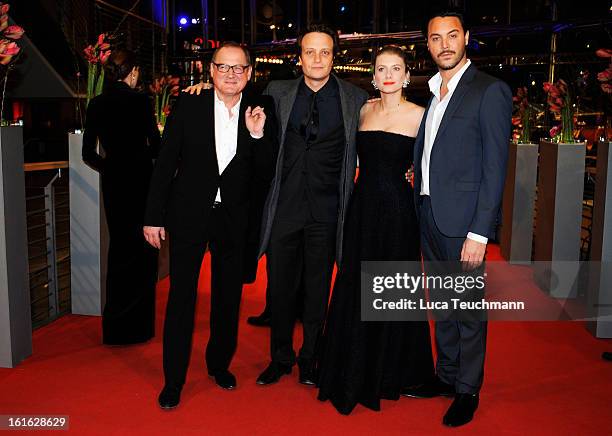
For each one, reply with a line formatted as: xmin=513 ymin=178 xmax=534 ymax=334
xmin=258 ymin=75 xmax=368 ymax=264
xmin=414 ymin=64 xmax=513 ymax=239
xmin=144 ymin=89 xmax=277 ymax=245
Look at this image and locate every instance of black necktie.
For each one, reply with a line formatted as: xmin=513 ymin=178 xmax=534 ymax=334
xmin=301 ymin=92 xmax=319 ymax=144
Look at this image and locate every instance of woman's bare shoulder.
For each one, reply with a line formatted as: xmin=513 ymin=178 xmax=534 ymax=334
xmin=402 ymin=100 xmax=425 ymax=116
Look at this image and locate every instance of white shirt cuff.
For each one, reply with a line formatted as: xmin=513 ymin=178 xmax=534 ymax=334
xmin=250 ymin=131 xmax=264 ymax=139
xmin=467 ymin=232 xmax=488 ymax=244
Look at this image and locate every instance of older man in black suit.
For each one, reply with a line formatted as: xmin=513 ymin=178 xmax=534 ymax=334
xmin=143 ymin=42 xmax=277 ymax=409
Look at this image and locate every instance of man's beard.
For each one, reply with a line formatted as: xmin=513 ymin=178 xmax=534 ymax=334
xmin=436 ymin=47 xmax=466 ymax=71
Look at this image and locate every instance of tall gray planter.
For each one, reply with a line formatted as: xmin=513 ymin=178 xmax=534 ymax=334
xmin=0 ymin=126 xmax=32 ymax=368
xmin=533 ymin=140 xmax=586 ymax=298
xmin=68 ymin=132 xmax=108 ymax=316
xmin=587 ymin=141 xmax=612 ymax=338
xmin=500 ymin=142 xmax=539 ymax=263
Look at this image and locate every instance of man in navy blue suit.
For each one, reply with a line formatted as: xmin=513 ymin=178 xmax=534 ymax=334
xmin=402 ymin=10 xmax=512 ymax=427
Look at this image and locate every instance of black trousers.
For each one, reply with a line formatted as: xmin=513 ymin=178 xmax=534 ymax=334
xmin=419 ymin=196 xmax=487 ymax=394
xmin=267 ymin=217 xmax=336 ymax=366
xmin=163 ymin=205 xmax=244 ymax=387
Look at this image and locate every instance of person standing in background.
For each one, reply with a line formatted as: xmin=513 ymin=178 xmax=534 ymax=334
xmin=83 ymin=48 xmax=160 ymax=346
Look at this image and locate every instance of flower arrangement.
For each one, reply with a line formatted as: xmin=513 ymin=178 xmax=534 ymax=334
xmin=511 ymin=86 xmax=534 ymax=143
xmin=83 ymin=33 xmax=111 ymax=108
xmin=595 ymin=48 xmax=612 ymax=95
xmin=149 ymin=75 xmax=179 ymax=132
xmin=0 ymin=2 xmax=24 ymax=125
xmin=543 ymin=79 xmax=575 ymax=143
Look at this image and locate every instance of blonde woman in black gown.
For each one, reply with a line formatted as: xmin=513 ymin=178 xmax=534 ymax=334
xmin=317 ymin=45 xmax=434 ymax=414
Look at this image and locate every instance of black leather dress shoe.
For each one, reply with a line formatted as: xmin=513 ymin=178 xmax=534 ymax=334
xmin=298 ymin=361 xmax=317 ymax=386
xmin=443 ymin=393 xmax=479 ymax=427
xmin=401 ymin=377 xmax=456 ymax=398
xmin=603 ymin=351 xmax=612 ymax=361
xmin=247 ymin=312 xmax=271 ymax=327
xmin=256 ymin=362 xmax=292 ymax=385
xmin=158 ymin=385 xmax=182 ymax=410
xmin=209 ymin=370 xmax=237 ymax=390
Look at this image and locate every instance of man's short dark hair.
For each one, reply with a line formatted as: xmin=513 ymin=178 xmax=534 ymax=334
xmin=212 ymin=41 xmax=251 ymax=65
xmin=422 ymin=9 xmax=468 ymax=38
xmin=296 ymin=23 xmax=340 ymax=56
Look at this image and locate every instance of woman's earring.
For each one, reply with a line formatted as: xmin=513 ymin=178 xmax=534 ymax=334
xmin=371 ymin=80 xmax=378 ymax=90
xmin=402 ymin=79 xmax=410 ymax=88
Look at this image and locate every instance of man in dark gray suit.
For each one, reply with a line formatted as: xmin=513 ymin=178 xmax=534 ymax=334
xmin=256 ymin=24 xmax=368 ymax=386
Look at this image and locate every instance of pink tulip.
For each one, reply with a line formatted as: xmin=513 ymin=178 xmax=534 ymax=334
xmin=0 ymin=4 xmax=9 ymax=15
xmin=83 ymin=45 xmax=98 ymax=63
xmin=0 ymin=40 xmax=20 ymax=56
xmin=549 ymin=125 xmax=561 ymax=138
xmin=596 ymin=48 xmax=612 ymax=58
xmin=598 ymin=70 xmax=611 ymax=82
xmin=99 ymin=50 xmax=111 ymax=64
xmin=3 ymin=25 xmax=23 ymax=40
xmin=543 ymin=82 xmax=552 ymax=93
xmin=97 ymin=33 xmax=105 ymax=46
xmin=0 ymin=15 xmax=7 ymax=32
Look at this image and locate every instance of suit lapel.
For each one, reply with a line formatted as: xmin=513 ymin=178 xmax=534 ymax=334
xmin=432 ymin=64 xmax=476 ymax=148
xmin=236 ymin=92 xmax=251 ymax=157
xmin=415 ymin=94 xmax=433 ymax=160
xmin=202 ymin=90 xmax=219 ymax=176
xmin=336 ymin=75 xmax=354 ymax=145
xmin=278 ymin=78 xmax=300 ymax=144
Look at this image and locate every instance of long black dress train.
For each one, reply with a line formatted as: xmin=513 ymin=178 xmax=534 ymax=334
xmin=317 ymin=130 xmax=434 ymax=415
xmin=83 ymin=81 xmax=161 ymax=345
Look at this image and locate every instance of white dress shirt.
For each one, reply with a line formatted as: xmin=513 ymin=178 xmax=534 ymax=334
xmin=214 ymin=90 xmax=241 ymax=202
xmin=420 ymin=59 xmax=487 ymax=244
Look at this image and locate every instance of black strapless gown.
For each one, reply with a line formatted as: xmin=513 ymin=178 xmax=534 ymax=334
xmin=317 ymin=130 xmax=434 ymax=415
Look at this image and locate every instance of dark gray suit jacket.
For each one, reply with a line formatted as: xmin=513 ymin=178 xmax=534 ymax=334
xmin=413 ymin=64 xmax=513 ymax=239
xmin=257 ymin=74 xmax=368 ymax=264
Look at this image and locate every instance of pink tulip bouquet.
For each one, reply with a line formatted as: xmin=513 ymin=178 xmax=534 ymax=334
xmin=0 ymin=2 xmax=24 ymax=124
xmin=543 ymin=79 xmax=575 ymax=143
xmin=511 ymin=86 xmax=534 ymax=143
xmin=595 ymin=48 xmax=612 ymax=98
xmin=83 ymin=33 xmax=111 ymax=108
xmin=149 ymin=75 xmax=179 ymax=131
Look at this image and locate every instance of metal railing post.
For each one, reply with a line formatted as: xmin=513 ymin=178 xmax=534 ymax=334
xmin=44 ymin=173 xmax=60 ymax=319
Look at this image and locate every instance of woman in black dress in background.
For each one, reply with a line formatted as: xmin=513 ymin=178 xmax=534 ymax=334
xmin=317 ymin=46 xmax=434 ymax=414
xmin=83 ymin=49 xmax=160 ymax=345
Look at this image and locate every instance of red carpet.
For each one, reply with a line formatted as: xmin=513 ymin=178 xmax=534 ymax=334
xmin=1 ymin=245 xmax=611 ymax=435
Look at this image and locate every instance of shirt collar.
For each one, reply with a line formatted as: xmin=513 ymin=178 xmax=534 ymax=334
xmin=428 ymin=59 xmax=472 ymax=100
xmin=214 ymin=90 xmax=242 ymax=118
xmin=299 ymin=75 xmax=338 ymax=98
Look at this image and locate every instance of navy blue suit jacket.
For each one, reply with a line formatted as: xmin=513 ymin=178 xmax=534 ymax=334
xmin=414 ymin=64 xmax=513 ymax=239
